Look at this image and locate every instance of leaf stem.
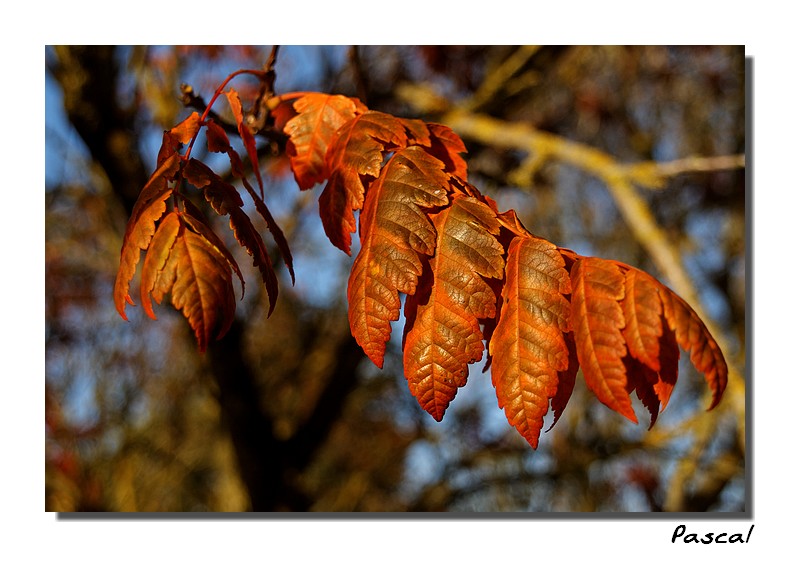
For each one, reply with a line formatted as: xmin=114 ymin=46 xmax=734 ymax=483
xmin=182 ymin=68 xmax=267 ymax=161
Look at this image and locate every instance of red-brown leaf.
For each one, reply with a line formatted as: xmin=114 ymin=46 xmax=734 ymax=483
xmin=320 ymin=110 xmax=413 ymax=254
xmin=654 ymin=319 xmax=680 ymax=409
xmin=114 ymin=112 xmax=202 ymax=320
xmin=403 ymin=195 xmax=505 ymax=420
xmin=489 ymin=235 xmax=572 ymax=448
xmin=347 ymin=146 xmax=450 ymax=367
xmin=282 ymin=93 xmax=365 ymax=190
xmin=397 ymin=117 xmax=432 ymax=147
xmin=157 ymin=112 xmax=201 ymax=164
xmin=570 ymin=256 xmax=637 ymax=422
xmin=178 ymin=197 xmax=245 ymax=298
xmin=625 ymin=356 xmax=662 ymax=428
xmin=184 ymin=159 xmax=279 ymax=315
xmin=549 ymin=331 xmax=579 ymax=431
xmin=222 ymin=137 xmax=295 ymax=284
xmin=618 ymin=266 xmax=678 ymax=423
xmin=225 ymin=89 xmax=264 ymax=196
xmin=205 ymin=118 xmax=232 ymax=154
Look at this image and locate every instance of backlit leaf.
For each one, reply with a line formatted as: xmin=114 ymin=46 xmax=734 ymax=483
xmin=321 ymin=110 xmax=413 ymax=254
xmin=426 ymin=123 xmax=468 ymax=180
xmin=570 ymin=256 xmax=636 ymax=422
xmin=225 ymin=89 xmax=264 ymax=197
xmin=347 ymin=146 xmax=450 ymax=367
xmin=489 ymin=235 xmax=572 ymax=448
xmin=140 ymin=211 xmax=236 ymax=352
xmin=403 ymin=194 xmax=505 ymax=420
xmin=658 ymin=281 xmax=728 ymax=409
xmin=282 ymin=93 xmax=365 ymax=190
xmin=113 ymin=152 xmax=182 ymax=319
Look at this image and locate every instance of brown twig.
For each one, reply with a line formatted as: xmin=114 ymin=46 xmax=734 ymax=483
xmin=348 ymin=46 xmax=370 ymax=106
xmin=247 ymin=45 xmax=280 ymax=134
xmin=179 ymin=83 xmax=239 ymax=136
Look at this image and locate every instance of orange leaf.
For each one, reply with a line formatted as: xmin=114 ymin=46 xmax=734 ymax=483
xmin=139 ymin=211 xmax=237 ymax=352
xmin=426 ymin=123 xmax=468 ymax=180
xmin=621 ymin=268 xmax=664 ymax=370
xmin=489 ymin=235 xmax=572 ymax=448
xmin=179 ymin=197 xmax=245 ymax=299
xmin=654 ymin=320 xmax=680 ymax=409
xmin=658 ymin=282 xmax=728 ymax=409
xmin=282 ymin=93 xmax=364 ymax=190
xmin=403 ymin=194 xmax=505 ymax=420
xmin=619 ymin=266 xmax=678 ymax=424
xmin=157 ymin=111 xmax=201 ymax=164
xmin=347 ymin=146 xmax=450 ymax=367
xmin=570 ymin=256 xmax=637 ymax=422
xmin=397 ymin=117 xmax=432 ymax=147
xmin=320 ymin=110 xmax=414 ymax=254
xmin=113 ymin=152 xmax=182 ymax=319
xmin=269 ymin=98 xmax=298 ymax=133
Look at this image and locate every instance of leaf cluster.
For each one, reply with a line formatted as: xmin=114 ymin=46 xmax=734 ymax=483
xmin=114 ymin=85 xmax=727 ymax=448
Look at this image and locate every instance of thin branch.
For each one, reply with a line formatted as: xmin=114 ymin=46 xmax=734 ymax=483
xmin=620 ymin=154 xmax=747 ymax=190
xmin=248 ymin=45 xmax=280 ymax=133
xmin=180 ymin=83 xmax=240 ymax=136
xmin=462 ymin=45 xmax=540 ymax=112
xmin=348 ymin=45 xmax=370 ymax=106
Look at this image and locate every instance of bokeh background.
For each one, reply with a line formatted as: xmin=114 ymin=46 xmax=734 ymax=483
xmin=45 ymin=45 xmax=746 ymax=513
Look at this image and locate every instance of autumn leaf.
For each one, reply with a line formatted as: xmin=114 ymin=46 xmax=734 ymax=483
xmin=114 ymin=113 xmax=203 ymax=319
xmin=426 ymin=123 xmax=469 ymax=180
xmin=570 ymin=256 xmax=637 ymax=422
xmin=549 ymin=331 xmax=580 ymax=431
xmin=347 ymin=146 xmax=450 ymax=367
xmin=658 ymin=279 xmax=728 ymax=410
xmin=282 ymin=93 xmax=366 ymax=190
xmin=403 ymin=194 xmax=505 ymax=420
xmin=178 ymin=197 xmax=246 ymax=299
xmin=184 ymin=158 xmax=279 ymax=315
xmin=621 ymin=268 xmax=664 ymax=372
xmin=489 ymin=235 xmax=572 ymax=447
xmin=113 ymin=152 xmax=182 ymax=319
xmin=204 ymin=118 xmax=232 ymax=153
xmin=205 ymin=118 xmax=295 ymax=283
xmin=138 ymin=211 xmax=237 ymax=352
xmin=320 ymin=110 xmax=415 ymax=254
xmin=115 ymin=86 xmax=730 ymax=451
xmin=224 ymin=89 xmax=264 ymax=197
xmin=618 ymin=266 xmax=677 ymax=422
